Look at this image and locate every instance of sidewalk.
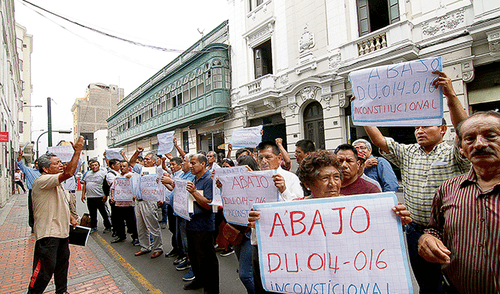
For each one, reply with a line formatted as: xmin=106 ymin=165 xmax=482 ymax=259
xmin=0 ymin=192 xmax=142 ymax=294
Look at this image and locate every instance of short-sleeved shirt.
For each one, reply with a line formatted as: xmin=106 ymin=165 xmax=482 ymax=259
xmin=340 ymin=176 xmax=381 ymax=196
xmin=32 ymin=173 xmax=71 ymax=241
xmin=132 ymin=164 xmax=164 ymax=201
xmin=82 ymin=169 xmax=106 ymax=198
xmin=382 ymin=138 xmax=470 ymax=226
xmin=186 ymin=170 xmax=215 ymax=232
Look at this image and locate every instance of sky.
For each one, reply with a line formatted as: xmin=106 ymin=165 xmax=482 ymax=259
xmin=14 ymin=0 xmax=229 ymax=152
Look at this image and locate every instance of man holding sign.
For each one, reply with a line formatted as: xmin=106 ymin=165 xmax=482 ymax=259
xmin=362 ymin=70 xmax=470 ymax=293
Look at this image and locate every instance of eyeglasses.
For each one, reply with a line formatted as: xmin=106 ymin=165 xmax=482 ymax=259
xmin=355 ymin=146 xmax=368 ymax=150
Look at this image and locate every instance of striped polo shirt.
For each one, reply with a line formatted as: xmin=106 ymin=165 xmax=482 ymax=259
xmin=425 ymin=169 xmax=499 ymax=293
xmin=382 ymin=138 xmax=470 ymax=226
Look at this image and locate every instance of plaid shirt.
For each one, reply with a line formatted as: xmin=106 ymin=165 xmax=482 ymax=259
xmin=425 ymin=169 xmax=500 ymax=294
xmin=382 ymin=138 xmax=470 ymax=226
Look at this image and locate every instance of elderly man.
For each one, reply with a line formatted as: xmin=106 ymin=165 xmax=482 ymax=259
xmin=206 ymin=151 xmax=220 ymax=173
xmin=81 ymin=159 xmax=112 ymax=234
xmin=17 ymin=150 xmax=41 ymax=232
xmin=182 ymin=154 xmax=218 ymax=292
xmin=363 ymin=70 xmax=470 ymax=293
xmin=418 ymin=111 xmax=500 ymax=294
xmin=28 ymin=136 xmax=84 ymax=294
xmin=334 ymin=144 xmax=381 ymax=195
xmin=353 ymin=138 xmax=399 ymax=192
xmin=129 ymin=147 xmax=164 ymax=258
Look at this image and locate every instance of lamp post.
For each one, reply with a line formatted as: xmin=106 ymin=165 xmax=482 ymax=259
xmin=36 ymin=130 xmax=72 ymax=159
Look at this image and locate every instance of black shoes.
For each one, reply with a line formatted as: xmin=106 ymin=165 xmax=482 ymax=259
xmin=183 ymin=280 xmax=202 ymax=290
xmin=165 ymin=248 xmax=180 ymax=258
xmin=111 ymin=237 xmax=126 ymax=243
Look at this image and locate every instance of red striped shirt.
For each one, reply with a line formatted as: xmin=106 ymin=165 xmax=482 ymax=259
xmin=426 ymin=169 xmax=500 ymax=294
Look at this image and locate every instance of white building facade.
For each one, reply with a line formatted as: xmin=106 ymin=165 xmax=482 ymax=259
xmin=227 ymin=0 xmax=500 ymax=167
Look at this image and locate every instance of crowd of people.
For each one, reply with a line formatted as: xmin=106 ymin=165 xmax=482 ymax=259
xmin=19 ymin=71 xmax=499 ymax=294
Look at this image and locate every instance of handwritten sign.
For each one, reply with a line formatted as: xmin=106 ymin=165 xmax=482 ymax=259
xmin=230 ymin=126 xmax=263 ymax=148
xmin=254 ymin=193 xmax=413 ymax=294
xmin=173 ymin=179 xmax=191 ymax=221
xmin=157 ymin=131 xmax=175 ymax=155
xmin=350 ymin=57 xmax=443 ymax=126
xmin=105 ymin=148 xmax=124 ymax=160
xmin=139 ymin=175 xmax=163 ymax=201
xmin=114 ymin=178 xmax=133 ymax=201
xmin=47 ymin=145 xmax=75 ymax=162
xmin=212 ymin=165 xmax=250 ymax=206
xmin=219 ymin=170 xmax=278 ymax=226
xmin=21 ymin=141 xmax=30 ymax=151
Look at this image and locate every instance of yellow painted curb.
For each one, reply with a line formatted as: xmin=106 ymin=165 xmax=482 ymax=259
xmin=94 ymin=234 xmax=162 ymax=294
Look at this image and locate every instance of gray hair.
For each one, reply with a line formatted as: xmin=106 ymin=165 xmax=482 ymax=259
xmin=145 ymin=152 xmax=158 ymax=161
xmin=184 ymin=153 xmax=195 ymax=162
xmin=38 ymin=153 xmax=57 ymax=173
xmin=352 ymin=139 xmax=372 ymax=151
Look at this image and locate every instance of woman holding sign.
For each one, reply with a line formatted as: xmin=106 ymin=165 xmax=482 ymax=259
xmin=248 ymin=150 xmax=412 ymax=293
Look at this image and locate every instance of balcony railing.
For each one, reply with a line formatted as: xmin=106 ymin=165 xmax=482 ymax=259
xmin=357 ymin=34 xmax=387 ymax=56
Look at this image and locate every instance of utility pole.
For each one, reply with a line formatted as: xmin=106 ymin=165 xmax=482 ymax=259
xmin=47 ymin=97 xmax=52 ymax=147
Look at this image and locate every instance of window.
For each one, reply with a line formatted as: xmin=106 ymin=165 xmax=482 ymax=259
xmin=183 ymin=131 xmax=189 ymax=153
xmin=357 ymin=0 xmax=399 ymax=36
xmin=254 ymin=40 xmax=273 ymax=78
xmin=173 ymin=93 xmax=183 ymax=108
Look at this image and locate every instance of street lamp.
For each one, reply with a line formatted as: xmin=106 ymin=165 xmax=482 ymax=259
xmin=36 ymin=130 xmax=72 ymax=159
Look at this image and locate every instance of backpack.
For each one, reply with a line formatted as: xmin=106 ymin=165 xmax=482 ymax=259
xmin=102 ymin=170 xmax=117 ymax=197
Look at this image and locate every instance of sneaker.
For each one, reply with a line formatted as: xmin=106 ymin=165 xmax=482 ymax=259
xmin=165 ymin=248 xmax=179 ymax=258
xmin=131 ymin=239 xmax=140 ymax=246
xmin=90 ymin=228 xmax=98 ymax=234
xmin=173 ymin=256 xmax=186 ymax=265
xmin=220 ymin=248 xmax=235 ymax=257
xmin=103 ymin=227 xmax=112 ymax=233
xmin=182 ymin=268 xmax=195 ymax=281
xmin=176 ymin=259 xmax=191 ymax=271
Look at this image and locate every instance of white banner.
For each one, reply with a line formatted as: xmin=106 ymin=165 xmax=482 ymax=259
xmin=254 ymin=193 xmax=413 ymax=294
xmin=212 ymin=165 xmax=250 ymax=206
xmin=173 ymin=179 xmax=191 ymax=221
xmin=47 ymin=145 xmax=75 ymax=162
xmin=139 ymin=174 xmax=163 ymax=201
xmin=105 ymin=148 xmax=124 ymax=160
xmin=219 ymin=170 xmax=278 ymax=226
xmin=157 ymin=131 xmax=175 ymax=155
xmin=230 ymin=126 xmax=263 ymax=148
xmin=350 ymin=57 xmax=443 ymax=126
xmin=113 ymin=178 xmax=133 ymax=201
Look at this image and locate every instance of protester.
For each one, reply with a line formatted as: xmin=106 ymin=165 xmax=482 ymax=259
xmin=275 ymin=138 xmax=291 ymax=171
xmin=418 ymin=111 xmax=500 ymax=294
xmin=333 ymin=144 xmax=381 ymax=195
xmin=14 ymin=168 xmax=26 ymax=193
xmin=164 ymin=157 xmax=183 ymax=257
xmin=129 ymin=148 xmax=164 ymax=259
xmin=27 ymin=136 xmax=84 ymax=294
xmin=81 ymin=159 xmax=112 ymax=234
xmin=352 ymin=138 xmax=399 ymax=192
xmin=17 ymin=150 xmax=41 ymax=232
xmin=109 ymin=161 xmax=139 ymax=244
xmin=182 ymin=154 xmax=219 ymax=292
xmin=294 ymin=139 xmax=315 ymax=167
xmin=362 ymin=70 xmax=470 ymax=293
xmin=207 ymin=151 xmax=220 ymax=172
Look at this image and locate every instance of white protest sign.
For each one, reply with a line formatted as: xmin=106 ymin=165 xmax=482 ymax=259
xmin=21 ymin=141 xmax=30 ymax=151
xmin=350 ymin=57 xmax=443 ymax=126
xmin=47 ymin=145 xmax=75 ymax=162
xmin=105 ymin=148 xmax=124 ymax=160
xmin=173 ymin=179 xmax=191 ymax=221
xmin=212 ymin=165 xmax=250 ymax=206
xmin=113 ymin=178 xmax=133 ymax=201
xmin=157 ymin=131 xmax=175 ymax=155
xmin=219 ymin=170 xmax=278 ymax=226
xmin=139 ymin=174 xmax=163 ymax=201
xmin=230 ymin=126 xmax=263 ymax=148
xmin=254 ymin=192 xmax=413 ymax=294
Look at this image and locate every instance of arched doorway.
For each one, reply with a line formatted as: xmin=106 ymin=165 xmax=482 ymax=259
xmin=303 ymin=101 xmax=325 ymax=149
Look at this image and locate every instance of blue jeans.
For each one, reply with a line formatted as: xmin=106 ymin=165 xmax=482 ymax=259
xmin=176 ymin=217 xmax=188 ymax=255
xmin=160 ymin=201 xmax=168 ymax=224
xmin=234 ymin=233 xmax=255 ymax=294
xmin=406 ymin=222 xmax=443 ymax=294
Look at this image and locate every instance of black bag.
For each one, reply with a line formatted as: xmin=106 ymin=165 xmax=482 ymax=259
xmin=102 ymin=170 xmax=117 ymax=197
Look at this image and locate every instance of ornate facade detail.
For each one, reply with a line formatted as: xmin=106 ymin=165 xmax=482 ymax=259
xmin=279 ymin=74 xmax=289 ymax=85
xmin=289 ymin=103 xmax=299 ymax=118
xmin=487 ymin=30 xmax=500 ymax=53
xmin=422 ymin=8 xmax=465 ymax=36
xmin=338 ymin=93 xmax=348 ymax=108
xmin=243 ymin=105 xmax=255 ymax=117
xmin=263 ymin=98 xmax=276 ymax=110
xmin=296 ymin=86 xmax=320 ymax=102
xmin=328 ymin=53 xmax=341 ymax=72
xmin=299 ymin=24 xmax=315 ymax=53
xmin=280 ymin=107 xmax=287 ymax=120
xmin=321 ymin=95 xmax=333 ymax=111
xmin=462 ymin=60 xmax=475 ymax=82
xmin=244 ymin=18 xmax=276 ymax=48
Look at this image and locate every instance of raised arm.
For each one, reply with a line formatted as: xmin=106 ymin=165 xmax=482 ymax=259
xmin=226 ymin=143 xmax=232 ymax=159
xmin=363 ymin=126 xmax=389 ymax=154
xmin=103 ymin=151 xmax=109 ymax=167
xmin=276 ymin=138 xmax=291 ymax=170
xmin=120 ymin=150 xmax=129 ymax=162
xmin=59 ymin=136 xmax=85 ymax=183
xmin=432 ymin=70 xmax=468 ymax=129
xmin=129 ymin=147 xmax=144 ymax=167
xmin=173 ymin=138 xmax=186 ymax=159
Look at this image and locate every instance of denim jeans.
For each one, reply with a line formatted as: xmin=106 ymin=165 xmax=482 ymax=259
xmin=234 ymin=233 xmax=255 ymax=294
xmin=406 ymin=222 xmax=443 ymax=294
